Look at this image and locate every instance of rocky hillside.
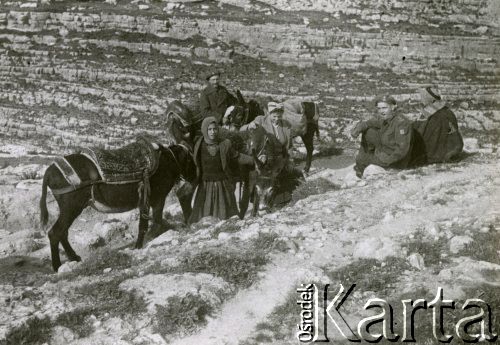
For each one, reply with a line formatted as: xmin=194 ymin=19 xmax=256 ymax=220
xmin=0 ymin=0 xmax=499 ymax=154
xmin=0 ymin=1 xmax=499 ymax=344
xmin=0 ymin=147 xmax=498 ymax=344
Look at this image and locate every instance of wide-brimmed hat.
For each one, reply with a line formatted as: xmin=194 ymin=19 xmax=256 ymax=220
xmin=268 ymin=102 xmax=284 ymax=113
xmin=205 ymin=70 xmax=221 ymax=81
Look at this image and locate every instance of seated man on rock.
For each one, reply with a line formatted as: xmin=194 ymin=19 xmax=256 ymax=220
xmin=351 ymin=96 xmax=415 ymax=178
xmin=412 ymin=86 xmax=463 ymax=164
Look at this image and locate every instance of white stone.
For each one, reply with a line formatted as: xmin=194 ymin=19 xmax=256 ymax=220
xmin=424 ymin=222 xmax=441 ymax=237
xmin=130 ymin=117 xmax=138 ymax=125
xmin=407 ymin=253 xmax=425 ymax=270
xmin=463 ymin=138 xmax=479 ymax=153
xmin=49 ymin=326 xmax=76 ymax=345
xmin=20 ymin=2 xmax=37 ymax=8
xmin=57 ymin=261 xmax=82 ymax=274
xmin=353 ymin=237 xmax=399 ymax=260
xmin=313 ymin=222 xmax=323 ymax=232
xmin=139 ymin=4 xmax=150 ymax=9
xmin=146 ymin=230 xmax=179 ymax=248
xmin=363 ymin=164 xmax=387 ymax=178
xmin=217 ymin=232 xmax=231 ymax=241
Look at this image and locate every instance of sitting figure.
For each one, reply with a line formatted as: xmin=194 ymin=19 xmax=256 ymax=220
xmin=189 ymin=117 xmax=254 ymax=224
xmin=351 ymin=96 xmax=415 ymax=178
xmin=413 ymin=86 xmax=463 ymax=163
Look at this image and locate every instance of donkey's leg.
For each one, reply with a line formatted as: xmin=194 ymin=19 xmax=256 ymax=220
xmin=151 ymin=196 xmax=166 ymax=233
xmin=58 ymin=193 xmax=87 ymax=264
xmin=302 ymin=133 xmax=314 ymax=173
xmin=177 ymin=191 xmax=193 ymax=224
xmin=135 ymin=214 xmax=148 ymax=249
xmin=251 ymin=189 xmax=260 ymax=217
xmin=48 ymin=220 xmax=63 ymax=272
xmin=239 ymin=182 xmax=250 ymax=219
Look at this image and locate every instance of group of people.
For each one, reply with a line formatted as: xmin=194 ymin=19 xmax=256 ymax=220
xmin=351 ymin=86 xmax=463 ymax=177
xmin=185 ymin=70 xmax=464 ymax=224
xmin=188 ymin=70 xmax=294 ymax=224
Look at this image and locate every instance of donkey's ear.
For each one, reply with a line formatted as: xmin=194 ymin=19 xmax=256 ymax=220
xmin=236 ymin=90 xmax=246 ymax=105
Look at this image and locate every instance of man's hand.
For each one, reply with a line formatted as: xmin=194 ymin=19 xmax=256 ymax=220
xmin=247 ymin=122 xmax=258 ymax=130
xmin=258 ymin=154 xmax=267 ymax=164
xmin=350 ymin=122 xmax=363 ymax=138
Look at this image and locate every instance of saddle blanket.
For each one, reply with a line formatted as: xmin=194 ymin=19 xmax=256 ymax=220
xmin=283 ymin=99 xmax=319 ymax=137
xmin=81 ymin=136 xmax=160 ymax=183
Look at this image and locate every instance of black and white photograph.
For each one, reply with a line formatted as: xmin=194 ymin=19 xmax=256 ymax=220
xmin=0 ymin=0 xmax=499 ymax=344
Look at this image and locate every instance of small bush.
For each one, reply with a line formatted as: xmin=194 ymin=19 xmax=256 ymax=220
xmin=154 ymin=293 xmax=213 ymax=337
xmin=71 ymin=279 xmax=148 ymax=318
xmin=402 ymin=233 xmax=450 ymax=267
xmin=61 ymin=249 xmax=132 ymax=279
xmin=3 ymin=316 xmax=52 ymax=345
xmin=290 ymin=177 xmax=340 ymax=205
xmin=55 ymin=309 xmax=94 ymax=338
xmin=178 ymin=249 xmax=268 ymax=288
xmin=326 ymin=257 xmax=410 ymax=295
xmin=459 ymin=231 xmax=500 ymax=265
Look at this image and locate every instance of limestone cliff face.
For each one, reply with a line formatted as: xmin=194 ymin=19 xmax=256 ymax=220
xmin=0 ymin=0 xmax=498 ymax=152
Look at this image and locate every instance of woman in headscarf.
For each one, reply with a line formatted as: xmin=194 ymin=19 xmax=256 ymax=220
xmin=189 ymin=117 xmax=254 ymax=224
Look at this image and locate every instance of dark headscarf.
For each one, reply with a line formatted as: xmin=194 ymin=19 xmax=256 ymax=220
xmin=201 ymin=117 xmax=218 ymax=145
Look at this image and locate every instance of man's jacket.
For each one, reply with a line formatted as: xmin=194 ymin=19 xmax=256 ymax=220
xmin=199 ymin=84 xmax=237 ymax=123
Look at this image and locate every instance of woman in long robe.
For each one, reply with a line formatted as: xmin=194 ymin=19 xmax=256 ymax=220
xmin=189 ymin=117 xmax=253 ymax=224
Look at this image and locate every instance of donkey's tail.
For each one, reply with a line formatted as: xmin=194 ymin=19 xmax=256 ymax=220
xmin=40 ymin=171 xmax=49 ymax=227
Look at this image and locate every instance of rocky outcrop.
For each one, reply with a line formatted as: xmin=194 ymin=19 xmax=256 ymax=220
xmin=0 ymin=0 xmax=498 ymax=151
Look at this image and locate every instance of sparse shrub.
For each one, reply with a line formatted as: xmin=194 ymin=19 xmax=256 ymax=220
xmin=3 ymin=316 xmax=52 ymax=345
xmin=154 ymin=294 xmax=213 ymax=337
xmin=178 ymin=249 xmax=268 ymax=288
xmin=70 ymin=279 xmax=148 ymax=318
xmin=59 ymin=249 xmax=132 ymax=279
xmin=291 ymin=178 xmax=340 ymax=205
xmin=21 ymin=170 xmax=38 ymax=180
xmin=211 ymin=221 xmax=241 ymax=239
xmin=251 ymin=231 xmax=287 ymax=252
xmin=326 ymin=257 xmax=410 ymax=294
xmin=459 ymin=231 xmax=500 ymax=264
xmin=402 ymin=233 xmax=450 ymax=267
xmin=55 ymin=309 xmax=94 ymax=338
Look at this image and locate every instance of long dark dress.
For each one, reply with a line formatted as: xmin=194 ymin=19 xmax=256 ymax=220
xmin=189 ymin=142 xmax=238 ymax=223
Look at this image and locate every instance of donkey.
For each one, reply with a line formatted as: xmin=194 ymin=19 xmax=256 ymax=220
xmin=40 ymin=144 xmax=196 ymax=272
xmin=226 ymin=92 xmax=320 ymax=173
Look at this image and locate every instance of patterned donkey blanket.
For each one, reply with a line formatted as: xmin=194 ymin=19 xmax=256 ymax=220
xmin=81 ymin=136 xmax=160 ymax=183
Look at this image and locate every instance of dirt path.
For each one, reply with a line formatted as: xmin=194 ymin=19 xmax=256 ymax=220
xmin=170 ymin=254 xmax=320 ymax=345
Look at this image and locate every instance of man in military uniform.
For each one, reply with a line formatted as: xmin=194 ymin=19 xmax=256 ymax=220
xmin=351 ymin=96 xmax=415 ymax=178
